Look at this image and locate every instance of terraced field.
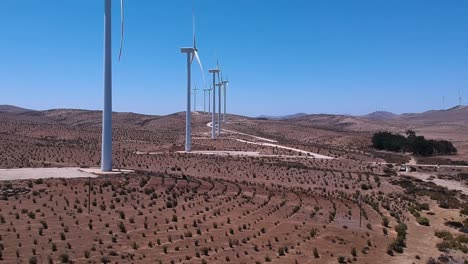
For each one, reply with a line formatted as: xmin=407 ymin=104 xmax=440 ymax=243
xmin=0 ymin=171 xmax=408 ymax=264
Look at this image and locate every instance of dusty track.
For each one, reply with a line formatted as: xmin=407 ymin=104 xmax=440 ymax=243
xmin=206 ymin=121 xmax=334 ymax=159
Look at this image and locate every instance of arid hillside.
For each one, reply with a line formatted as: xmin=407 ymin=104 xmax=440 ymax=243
xmin=271 ymin=106 xmax=468 ymax=161
xmin=0 ymin=105 xmax=467 ymax=264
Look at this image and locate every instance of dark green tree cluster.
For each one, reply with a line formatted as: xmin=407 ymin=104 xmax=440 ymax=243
xmin=372 ymin=130 xmax=457 ymax=156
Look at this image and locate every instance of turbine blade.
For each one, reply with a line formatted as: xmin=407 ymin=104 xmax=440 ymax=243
xmin=118 ymin=0 xmax=124 ymax=62
xmin=193 ymin=35 xmax=197 ymax=51
xmin=193 ymin=50 xmax=205 ymax=83
xmin=216 ymin=59 xmax=221 ymax=81
xmin=192 ymin=6 xmax=196 ymax=50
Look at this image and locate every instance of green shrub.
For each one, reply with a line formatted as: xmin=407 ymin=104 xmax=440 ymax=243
xmin=60 ymin=253 xmax=69 ymax=263
xmin=390 ymin=223 xmax=408 ymax=253
xmin=278 ymin=247 xmax=285 ymax=256
xmin=416 ymin=217 xmax=430 ymax=226
xmin=118 ymin=222 xmax=126 ymax=233
xmin=434 ymin=230 xmax=452 ymax=240
xmin=39 ymin=220 xmax=48 ymax=229
xmin=313 ymin=247 xmax=319 ymax=258
xmin=28 ymin=212 xmax=36 ymax=219
xmin=338 ymin=256 xmax=346 ymax=263
xmin=29 ymin=256 xmax=38 ymax=264
xmin=456 ymin=235 xmax=468 ymax=244
xmin=460 ymin=207 xmax=468 ymax=215
xmin=101 ymin=256 xmax=110 ymax=264
xmin=437 ymin=240 xmax=468 ymax=253
xmin=382 ymin=216 xmax=389 ymax=227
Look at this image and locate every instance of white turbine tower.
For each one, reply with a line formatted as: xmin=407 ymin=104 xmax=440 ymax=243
xmin=101 ymin=0 xmax=124 ymax=172
xmin=208 ymin=65 xmax=220 ymax=139
xmin=222 ymin=76 xmax=229 ymax=123
xmin=459 ymin=89 xmax=462 ymax=106
xmin=216 ymin=68 xmax=224 ymax=135
xmin=203 ymin=88 xmax=210 ymax=114
xmin=180 ymin=8 xmax=204 ymax=152
xmin=207 ymin=87 xmax=212 ymax=115
xmin=216 ymin=79 xmax=222 ymax=135
xmin=193 ymin=84 xmax=199 ymax=112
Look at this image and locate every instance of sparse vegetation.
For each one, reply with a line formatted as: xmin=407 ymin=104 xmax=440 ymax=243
xmin=0 ymin=109 xmax=466 ymax=264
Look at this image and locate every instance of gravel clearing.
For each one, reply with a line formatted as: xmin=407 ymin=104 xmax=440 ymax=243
xmin=0 ymin=167 xmax=98 ymax=181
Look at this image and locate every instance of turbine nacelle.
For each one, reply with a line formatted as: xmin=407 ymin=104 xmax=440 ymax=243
xmin=180 ymin=47 xmax=196 ymax=54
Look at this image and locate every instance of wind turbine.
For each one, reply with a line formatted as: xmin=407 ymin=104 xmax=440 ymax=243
xmin=203 ymin=88 xmax=210 ymax=114
xmin=222 ymin=76 xmax=229 ymax=123
xmin=207 ymin=86 xmax=212 ymax=115
xmin=208 ymin=65 xmax=220 ymax=139
xmin=459 ymin=89 xmax=462 ymax=106
xmin=193 ymin=84 xmax=199 ymax=112
xmin=180 ymin=8 xmax=204 ymax=152
xmin=216 ymin=78 xmax=222 ymax=135
xmin=205 ymin=86 xmax=213 ymax=115
xmin=216 ymin=68 xmax=225 ymax=135
xmin=101 ymin=0 xmax=124 ymax=172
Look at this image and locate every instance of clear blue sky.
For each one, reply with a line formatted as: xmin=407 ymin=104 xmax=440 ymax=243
xmin=1 ymin=0 xmax=467 ymax=116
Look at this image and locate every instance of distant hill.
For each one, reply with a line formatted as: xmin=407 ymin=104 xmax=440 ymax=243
xmin=276 ymin=106 xmax=468 ymax=132
xmin=258 ymin=113 xmax=309 ymax=120
xmin=0 ymin=105 xmax=35 ymax=114
xmin=291 ymin=114 xmax=391 ymax=131
xmin=362 ymin=111 xmax=398 ymax=120
xmin=2 ymin=104 xmax=467 ymax=132
xmin=396 ymin=105 xmax=468 ymax=125
xmin=0 ymin=106 xmax=208 ymax=131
